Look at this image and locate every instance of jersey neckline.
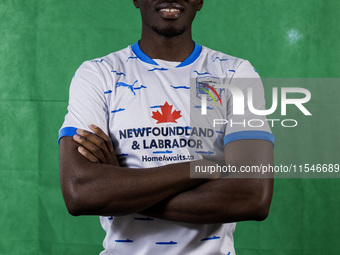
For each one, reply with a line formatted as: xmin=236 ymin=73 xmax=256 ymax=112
xmin=131 ymin=41 xmax=202 ymax=68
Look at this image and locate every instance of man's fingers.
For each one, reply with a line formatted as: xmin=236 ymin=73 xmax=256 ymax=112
xmin=89 ymin=124 xmax=115 ymax=155
xmin=73 ymin=134 xmax=106 ymax=163
xmin=74 ymin=127 xmax=118 ymax=166
xmin=78 ymin=146 xmax=100 ymax=163
xmin=76 ymin=129 xmax=107 ymax=152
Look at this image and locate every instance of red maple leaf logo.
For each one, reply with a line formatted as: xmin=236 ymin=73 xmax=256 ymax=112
xmin=152 ymin=101 xmax=182 ymax=124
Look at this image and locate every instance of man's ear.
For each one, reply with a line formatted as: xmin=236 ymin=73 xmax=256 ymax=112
xmin=197 ymin=0 xmax=204 ymax=11
xmin=133 ymin=0 xmax=140 ymax=8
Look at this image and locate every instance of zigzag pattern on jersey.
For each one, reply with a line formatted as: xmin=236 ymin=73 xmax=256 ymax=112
xmin=115 ymin=80 xmax=147 ymax=95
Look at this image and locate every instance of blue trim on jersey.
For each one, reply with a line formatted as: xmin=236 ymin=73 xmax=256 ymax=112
xmin=131 ymin=41 xmax=202 ymax=68
xmin=176 ymin=42 xmax=202 ymax=68
xmin=131 ymin=42 xmax=159 ymax=66
xmin=223 ymin=131 xmax=275 ymax=147
xmin=58 ymin=126 xmax=78 ymax=144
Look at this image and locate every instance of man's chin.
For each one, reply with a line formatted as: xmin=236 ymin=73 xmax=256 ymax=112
xmin=152 ymin=26 xmax=186 ymax=38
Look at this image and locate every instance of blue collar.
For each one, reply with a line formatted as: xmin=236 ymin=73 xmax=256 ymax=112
xmin=131 ymin=41 xmax=202 ymax=68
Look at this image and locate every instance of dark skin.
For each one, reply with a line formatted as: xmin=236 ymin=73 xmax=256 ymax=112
xmin=60 ymin=126 xmax=273 ymax=223
xmin=59 ymin=0 xmax=274 ymax=223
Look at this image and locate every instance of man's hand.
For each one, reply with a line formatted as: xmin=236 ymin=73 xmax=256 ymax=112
xmin=73 ymin=124 xmax=119 ymax=166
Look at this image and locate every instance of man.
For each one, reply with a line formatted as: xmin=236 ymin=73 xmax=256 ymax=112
xmin=59 ymin=0 xmax=274 ymax=254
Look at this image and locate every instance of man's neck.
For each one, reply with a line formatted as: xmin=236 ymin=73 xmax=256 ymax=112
xmin=138 ymin=30 xmax=195 ymax=62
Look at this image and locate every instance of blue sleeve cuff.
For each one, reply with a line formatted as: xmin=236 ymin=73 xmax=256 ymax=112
xmin=223 ymin=131 xmax=275 ymax=147
xmin=58 ymin=127 xmax=78 ymax=144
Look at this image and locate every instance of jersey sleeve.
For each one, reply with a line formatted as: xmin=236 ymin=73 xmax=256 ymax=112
xmin=223 ymin=60 xmax=274 ymax=147
xmin=58 ymin=61 xmax=110 ymax=143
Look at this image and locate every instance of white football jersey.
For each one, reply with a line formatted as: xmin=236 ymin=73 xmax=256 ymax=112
xmin=59 ymin=42 xmax=274 ymax=255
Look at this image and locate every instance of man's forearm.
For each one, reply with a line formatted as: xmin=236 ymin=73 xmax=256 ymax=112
xmin=140 ymin=177 xmax=273 ymax=224
xmin=141 ymin=140 xmax=275 ymax=224
xmin=59 ymin=137 xmax=208 ymax=216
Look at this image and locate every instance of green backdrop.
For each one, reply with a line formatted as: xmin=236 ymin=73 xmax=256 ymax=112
xmin=1 ymin=0 xmax=339 ymax=254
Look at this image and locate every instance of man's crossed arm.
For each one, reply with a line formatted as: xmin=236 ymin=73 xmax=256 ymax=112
xmin=59 ymin=125 xmax=274 ymax=224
